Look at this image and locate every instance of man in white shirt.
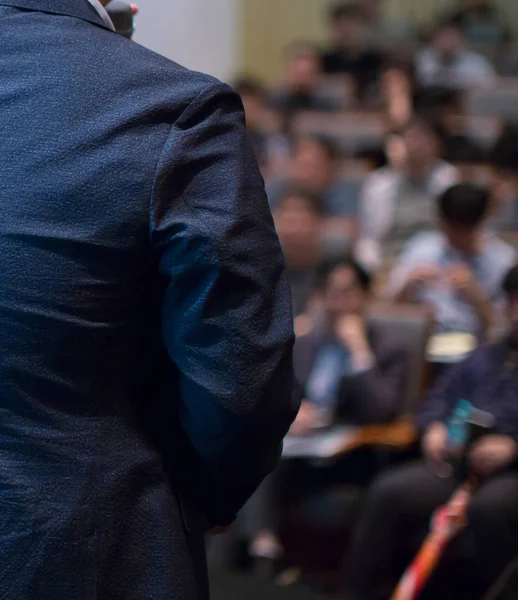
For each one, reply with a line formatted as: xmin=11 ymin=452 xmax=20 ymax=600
xmin=356 ymin=118 xmax=459 ymax=270
xmin=416 ymin=20 xmax=497 ymax=90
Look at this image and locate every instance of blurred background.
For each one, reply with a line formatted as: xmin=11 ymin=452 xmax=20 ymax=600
xmin=135 ymin=2 xmax=518 ymax=600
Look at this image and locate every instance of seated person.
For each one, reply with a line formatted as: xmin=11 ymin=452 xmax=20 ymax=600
xmin=491 ymin=125 xmax=518 ymax=230
xmin=234 ymin=77 xmax=290 ymax=176
xmin=321 ymin=3 xmax=384 ymax=101
xmin=244 ymin=256 xmax=409 ymax=564
xmin=356 ymin=117 xmax=458 ymax=269
xmin=387 ymin=183 xmax=516 ymax=340
xmin=343 ymin=264 xmax=518 ymax=600
xmin=416 ymin=20 xmax=496 ymax=91
xmin=268 ymin=136 xmax=361 ymax=239
xmin=444 ymin=0 xmax=511 ymax=52
xmin=269 ymin=42 xmax=340 ymax=119
xmin=272 ymin=191 xmax=324 ymax=317
xmin=413 ymin=86 xmax=486 ymax=163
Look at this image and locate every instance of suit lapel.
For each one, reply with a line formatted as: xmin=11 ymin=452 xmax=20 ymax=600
xmin=0 ymin=0 xmax=112 ymax=31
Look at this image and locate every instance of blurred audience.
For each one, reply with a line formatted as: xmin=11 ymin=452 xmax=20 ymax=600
xmin=269 ymin=136 xmax=360 ymax=240
xmin=234 ymin=77 xmax=290 ymax=176
xmin=321 ymin=3 xmax=384 ymax=101
xmin=343 ymin=264 xmax=518 ymax=600
xmin=413 ymin=86 xmax=487 ymax=163
xmin=445 ymin=0 xmax=511 ymax=52
xmin=416 ymin=20 xmax=496 ymax=90
xmin=272 ymin=191 xmax=323 ymax=317
xmin=491 ymin=125 xmax=518 ymax=229
xmin=269 ymin=42 xmax=340 ymax=119
xmin=356 ymin=117 xmax=458 ymax=269
xmin=245 ymin=256 xmax=409 ymax=565
xmin=387 ymin=183 xmax=516 ymax=338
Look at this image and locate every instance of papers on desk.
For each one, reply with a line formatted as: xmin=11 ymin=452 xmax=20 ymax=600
xmin=282 ymin=425 xmax=356 ymax=459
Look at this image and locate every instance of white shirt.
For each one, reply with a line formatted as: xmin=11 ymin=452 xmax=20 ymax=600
xmin=355 ymin=161 xmax=459 ymax=269
xmin=415 ymin=48 xmax=496 ymax=90
xmin=86 ymin=0 xmax=115 ymax=31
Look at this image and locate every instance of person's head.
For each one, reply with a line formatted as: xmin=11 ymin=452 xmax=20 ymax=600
xmin=315 ymin=256 xmax=372 ymax=320
xmin=503 ymin=265 xmax=518 ymax=341
xmin=283 ymin=42 xmax=321 ymax=92
xmin=273 ymin=191 xmax=324 ymax=265
xmin=234 ymin=77 xmax=266 ymax=130
xmin=290 ymin=136 xmax=338 ymax=193
xmin=327 ymin=3 xmax=365 ymax=50
xmin=394 ymin=117 xmax=441 ymax=171
xmin=438 ymin=183 xmax=490 ymax=253
xmin=433 ymin=22 xmax=465 ymax=59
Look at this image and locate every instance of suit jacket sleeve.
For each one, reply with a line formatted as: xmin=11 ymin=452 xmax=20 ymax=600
xmin=150 ymin=81 xmax=300 ymax=526
xmin=336 ymin=342 xmax=409 ymax=425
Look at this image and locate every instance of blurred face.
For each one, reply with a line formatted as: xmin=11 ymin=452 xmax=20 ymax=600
xmin=291 ymin=139 xmax=335 ymax=193
xmin=324 ymin=266 xmax=367 ymax=320
xmin=434 ymin=27 xmax=464 ymax=58
xmin=274 ymin=196 xmax=321 ymax=259
xmin=329 ymin=15 xmax=363 ymax=49
xmin=402 ymin=123 xmax=438 ymax=168
xmin=508 ymin=293 xmax=518 ymax=341
xmin=285 ymin=53 xmax=320 ymax=91
xmin=241 ymin=93 xmax=264 ymax=130
xmin=440 ymin=221 xmax=481 ymax=254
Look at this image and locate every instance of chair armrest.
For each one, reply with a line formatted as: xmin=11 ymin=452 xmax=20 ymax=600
xmin=331 ymin=418 xmax=417 ymax=459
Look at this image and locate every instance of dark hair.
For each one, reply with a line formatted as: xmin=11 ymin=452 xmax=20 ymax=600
xmin=315 ymin=255 xmax=372 ymax=292
xmin=234 ymin=77 xmax=265 ymax=99
xmin=293 ymin=135 xmax=339 ymax=163
xmin=328 ymin=2 xmax=362 ymax=22
xmin=438 ymin=183 xmax=490 ymax=227
xmin=434 ymin=19 xmax=464 ymax=37
xmin=283 ymin=41 xmax=320 ymax=62
xmin=392 ymin=115 xmax=439 ymax=140
xmin=491 ymin=126 xmax=518 ymax=173
xmin=276 ymin=189 xmax=324 ymax=216
xmin=503 ymin=265 xmax=518 ymax=296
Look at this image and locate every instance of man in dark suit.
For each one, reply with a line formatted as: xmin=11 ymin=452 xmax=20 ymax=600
xmin=243 ymin=257 xmax=409 ymax=565
xmin=0 ymin=1 xmax=299 ymax=598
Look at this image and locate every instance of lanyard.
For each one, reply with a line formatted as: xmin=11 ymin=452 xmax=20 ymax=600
xmin=86 ymin=0 xmax=115 ymax=31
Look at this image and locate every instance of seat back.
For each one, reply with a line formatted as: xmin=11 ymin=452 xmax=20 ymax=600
xmin=367 ymin=303 xmax=432 ymax=415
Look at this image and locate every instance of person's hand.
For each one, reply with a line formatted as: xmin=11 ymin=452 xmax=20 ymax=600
xmin=130 ymin=3 xmax=139 ymax=15
xmin=445 ymin=263 xmax=483 ymax=301
xmin=407 ymin=265 xmax=440 ymax=287
xmin=289 ymin=400 xmax=317 ymax=436
xmin=335 ymin=314 xmax=370 ymax=355
xmin=468 ymin=435 xmax=518 ymax=477
xmin=422 ymin=422 xmax=448 ymax=468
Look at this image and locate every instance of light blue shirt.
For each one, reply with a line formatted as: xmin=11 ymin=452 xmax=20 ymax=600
xmin=306 ymin=341 xmax=351 ymax=411
xmin=387 ymin=231 xmax=516 ymax=336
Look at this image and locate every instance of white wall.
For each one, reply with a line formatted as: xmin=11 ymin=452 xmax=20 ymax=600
xmin=134 ymin=0 xmax=240 ymax=83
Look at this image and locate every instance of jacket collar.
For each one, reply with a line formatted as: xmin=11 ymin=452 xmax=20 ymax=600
xmin=0 ymin=0 xmax=112 ymax=32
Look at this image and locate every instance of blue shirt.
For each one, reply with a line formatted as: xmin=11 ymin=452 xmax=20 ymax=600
xmin=387 ymin=231 xmax=516 ymax=336
xmin=305 ymin=341 xmax=351 ymax=410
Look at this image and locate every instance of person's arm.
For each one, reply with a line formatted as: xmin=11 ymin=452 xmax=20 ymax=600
xmin=150 ymin=81 xmax=300 ymax=527
xmin=337 ymin=344 xmax=410 ymax=425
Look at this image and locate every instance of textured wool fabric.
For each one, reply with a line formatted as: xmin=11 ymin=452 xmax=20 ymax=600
xmin=0 ymin=1 xmax=299 ymax=598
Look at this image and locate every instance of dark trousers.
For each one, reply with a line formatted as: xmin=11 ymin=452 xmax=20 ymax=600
xmin=243 ymin=450 xmax=375 ymax=538
xmin=344 ymin=461 xmax=518 ymax=600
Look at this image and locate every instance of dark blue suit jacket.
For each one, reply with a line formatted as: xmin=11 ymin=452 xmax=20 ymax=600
xmin=0 ymin=1 xmax=298 ymax=597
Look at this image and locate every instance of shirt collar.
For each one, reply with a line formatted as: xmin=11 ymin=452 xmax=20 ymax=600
xmin=86 ymin=0 xmax=115 ymax=31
